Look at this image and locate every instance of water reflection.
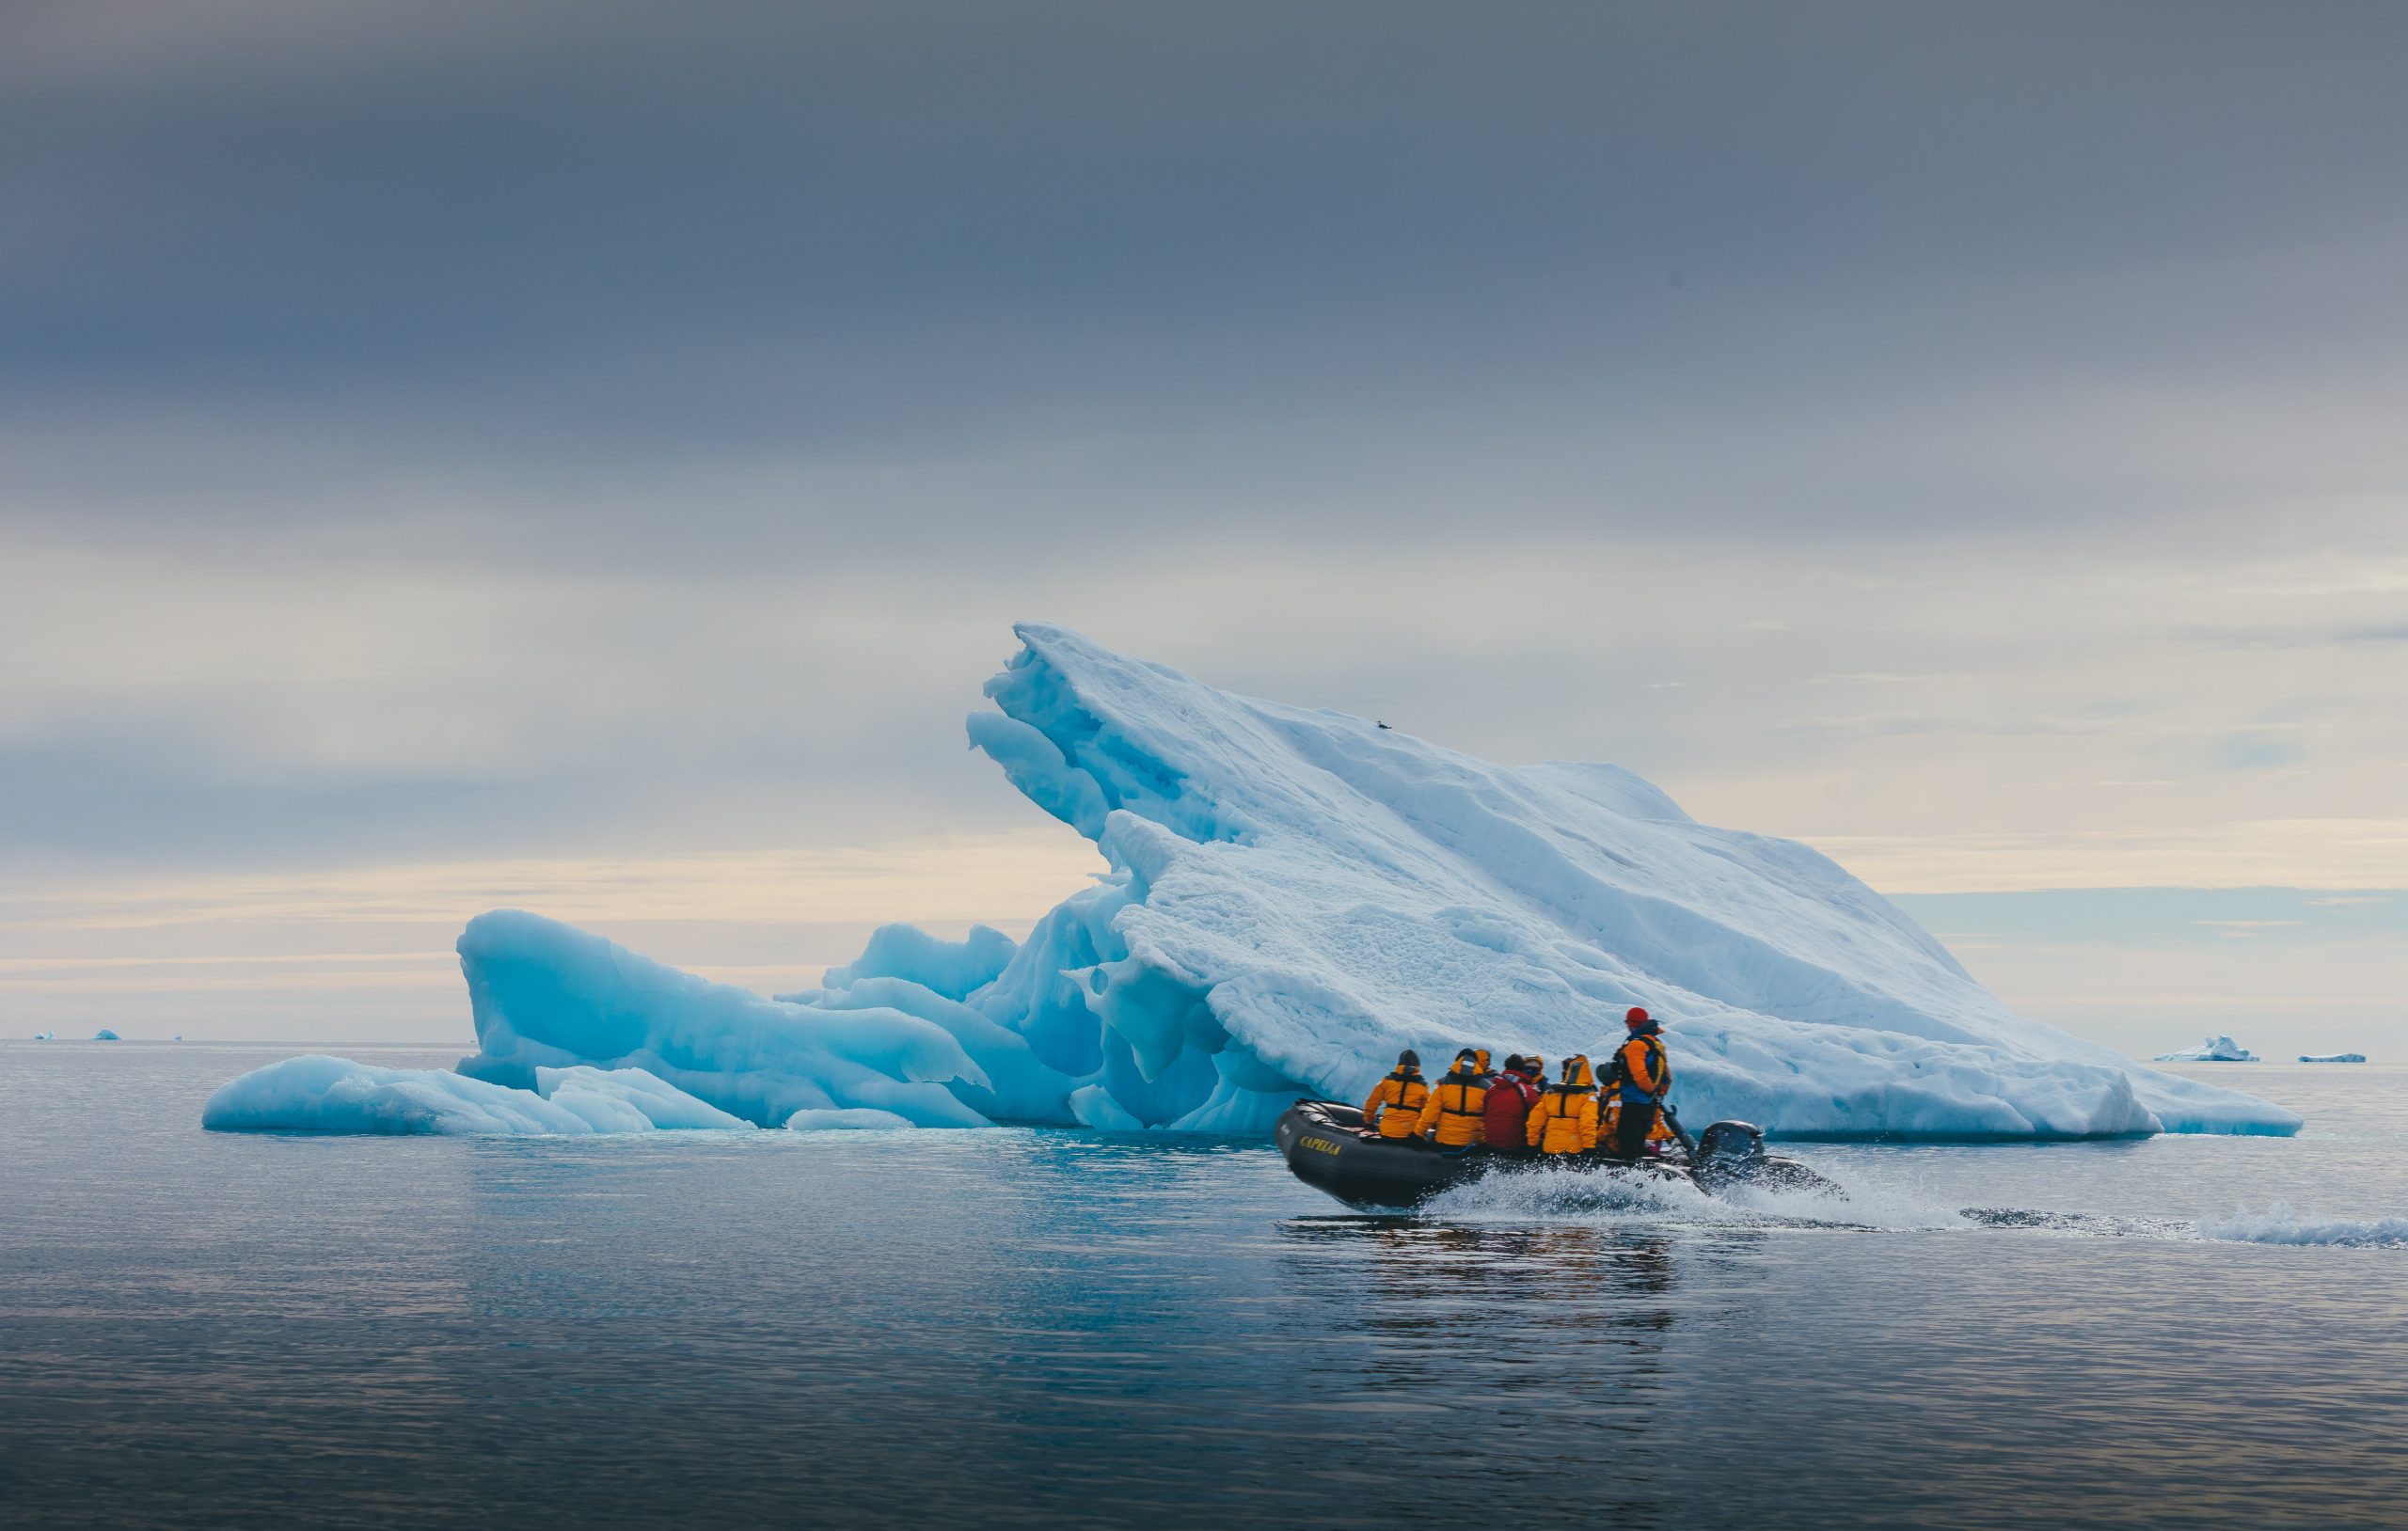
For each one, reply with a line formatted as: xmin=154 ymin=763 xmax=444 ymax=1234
xmin=1271 ymin=1215 xmax=1708 ymax=1523
xmin=1281 ymin=1216 xmax=1681 ymax=1306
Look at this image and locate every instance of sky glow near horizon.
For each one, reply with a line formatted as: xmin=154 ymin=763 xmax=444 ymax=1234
xmin=5 ymin=2 xmax=2403 ymax=1058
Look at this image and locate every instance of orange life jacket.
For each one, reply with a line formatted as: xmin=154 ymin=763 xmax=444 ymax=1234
xmin=1527 ymin=1054 xmax=1599 ymax=1154
xmin=1360 ymin=1070 xmax=1430 ymax=1139
xmin=1612 ymin=1034 xmax=1670 ymax=1097
xmin=1417 ymin=1069 xmax=1490 ymax=1146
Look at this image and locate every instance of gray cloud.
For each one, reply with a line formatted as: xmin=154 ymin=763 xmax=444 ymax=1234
xmin=5 ymin=0 xmax=2408 ymax=888
xmin=8 ymin=1 xmax=2408 ymax=554
xmin=1777 ymin=713 xmax=2117 ymax=741
xmin=2185 ymin=623 xmax=2408 ymax=649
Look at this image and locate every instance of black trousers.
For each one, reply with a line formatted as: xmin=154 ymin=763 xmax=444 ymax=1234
xmin=1614 ymin=1098 xmax=1657 ymax=1160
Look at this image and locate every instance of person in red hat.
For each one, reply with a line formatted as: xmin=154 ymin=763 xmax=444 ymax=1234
xmin=1606 ymin=1006 xmax=1671 ymax=1160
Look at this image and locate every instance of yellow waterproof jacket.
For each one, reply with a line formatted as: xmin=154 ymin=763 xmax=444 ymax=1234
xmin=1360 ymin=1071 xmax=1430 ymax=1139
xmin=1526 ymin=1056 xmax=1600 ymax=1154
xmin=1418 ymin=1067 xmax=1490 ymax=1146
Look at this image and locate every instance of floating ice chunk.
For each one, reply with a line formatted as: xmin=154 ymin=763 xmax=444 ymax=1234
xmin=784 ymin=1107 xmax=918 ymax=1131
xmin=201 ymin=1055 xmax=747 ymax=1135
xmin=2297 ymin=1053 xmax=2367 ymax=1064
xmin=2154 ymin=1036 xmax=2258 ymax=1063
xmin=93 ymin=1029 xmax=121 ymax=1041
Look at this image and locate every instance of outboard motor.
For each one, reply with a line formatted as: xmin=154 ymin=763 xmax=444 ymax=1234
xmin=1692 ymin=1120 xmax=1767 ymax=1187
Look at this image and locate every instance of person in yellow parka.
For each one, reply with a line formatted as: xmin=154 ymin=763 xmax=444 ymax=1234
xmin=1526 ymin=1054 xmax=1601 ymax=1155
xmin=1418 ymin=1048 xmax=1490 ymax=1148
xmin=1360 ymin=1050 xmax=1430 ymax=1139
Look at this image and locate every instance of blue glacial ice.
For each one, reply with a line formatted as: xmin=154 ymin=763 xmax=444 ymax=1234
xmin=451 ymin=911 xmax=1000 ymax=1129
xmin=201 ymin=1055 xmax=752 ymax=1135
xmin=204 ymin=623 xmax=2299 ymax=1140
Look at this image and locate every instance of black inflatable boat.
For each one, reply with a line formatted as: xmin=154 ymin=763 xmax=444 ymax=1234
xmin=1275 ymin=1099 xmax=1838 ymax=1210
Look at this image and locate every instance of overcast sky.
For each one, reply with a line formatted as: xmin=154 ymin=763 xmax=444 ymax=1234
xmin=5 ymin=2 xmax=2402 ymax=1052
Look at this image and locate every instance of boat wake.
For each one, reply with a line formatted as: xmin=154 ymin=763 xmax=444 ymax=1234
xmin=1960 ymin=1205 xmax=2408 ymax=1247
xmin=1418 ymin=1160 xmax=1967 ymax=1232
xmin=2198 ymin=1204 xmax=2408 ymax=1247
xmin=1957 ymin=1207 xmax=2200 ymax=1239
xmin=1413 ymin=1169 xmax=2407 ymax=1249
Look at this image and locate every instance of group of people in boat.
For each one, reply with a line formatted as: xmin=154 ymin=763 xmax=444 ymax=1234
xmin=1359 ymin=1006 xmax=1675 ymax=1161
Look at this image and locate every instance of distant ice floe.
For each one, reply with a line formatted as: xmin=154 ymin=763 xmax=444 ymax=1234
xmin=202 ymin=624 xmax=2301 ymax=1141
xmin=2155 ymin=1036 xmax=2258 ymax=1063
xmin=92 ymin=1029 xmax=121 ymax=1041
xmin=2297 ymin=1052 xmax=2368 ymax=1064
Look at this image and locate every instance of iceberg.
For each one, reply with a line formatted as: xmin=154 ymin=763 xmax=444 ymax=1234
xmin=2155 ymin=1036 xmax=2258 ymax=1063
xmin=93 ymin=1029 xmax=121 ymax=1041
xmin=2297 ymin=1053 xmax=2367 ymax=1064
xmin=205 ymin=623 xmax=2299 ymax=1141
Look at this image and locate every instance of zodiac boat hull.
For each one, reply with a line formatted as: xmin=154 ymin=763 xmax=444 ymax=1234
xmin=1275 ymin=1099 xmax=1835 ymax=1210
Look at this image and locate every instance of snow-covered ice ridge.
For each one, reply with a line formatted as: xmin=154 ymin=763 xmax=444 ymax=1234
xmin=205 ymin=623 xmax=2298 ymax=1140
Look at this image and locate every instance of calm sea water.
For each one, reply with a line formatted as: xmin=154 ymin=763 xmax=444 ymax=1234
xmin=6 ymin=1043 xmax=2406 ymax=1529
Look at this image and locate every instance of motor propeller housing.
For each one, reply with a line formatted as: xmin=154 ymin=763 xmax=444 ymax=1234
xmin=1695 ymin=1120 xmax=1768 ymax=1176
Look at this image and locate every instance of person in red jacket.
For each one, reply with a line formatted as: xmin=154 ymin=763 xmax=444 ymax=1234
xmin=1481 ymin=1053 xmax=1544 ymax=1153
